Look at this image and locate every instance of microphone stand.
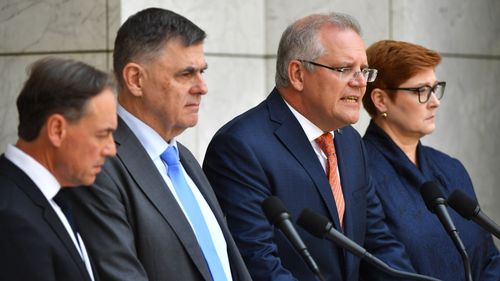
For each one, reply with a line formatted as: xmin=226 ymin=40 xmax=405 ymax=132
xmin=297 ymin=209 xmax=442 ymax=281
xmin=447 ymin=229 xmax=472 ymax=281
xmin=322 ymin=228 xmax=442 ymax=281
xmin=420 ymin=182 xmax=472 ymax=281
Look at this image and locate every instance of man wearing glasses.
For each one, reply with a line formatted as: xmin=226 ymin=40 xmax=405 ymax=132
xmin=203 ymin=12 xmax=415 ymax=281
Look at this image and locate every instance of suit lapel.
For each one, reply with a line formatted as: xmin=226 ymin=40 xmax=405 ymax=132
xmin=113 ymin=118 xmax=212 ymax=281
xmin=43 ymin=206 xmax=93 ymax=281
xmin=333 ymin=129 xmax=354 ymax=233
xmin=266 ymin=90 xmax=342 ymax=229
xmin=332 ymin=129 xmax=357 ymax=274
xmin=0 ymin=156 xmax=92 ymax=281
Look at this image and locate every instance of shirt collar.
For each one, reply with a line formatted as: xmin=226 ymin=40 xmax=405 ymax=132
xmin=4 ymin=144 xmax=61 ymax=200
xmin=283 ymin=98 xmax=334 ymax=141
xmin=117 ymin=104 xmax=177 ymax=158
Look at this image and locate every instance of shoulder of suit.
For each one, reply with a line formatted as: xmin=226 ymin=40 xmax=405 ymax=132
xmin=336 ymin=125 xmax=362 ymax=142
xmin=420 ymin=145 xmax=468 ymax=176
xmin=420 ymin=145 xmax=460 ymax=165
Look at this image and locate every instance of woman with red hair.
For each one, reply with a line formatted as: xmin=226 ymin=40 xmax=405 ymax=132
xmin=362 ymin=40 xmax=499 ymax=281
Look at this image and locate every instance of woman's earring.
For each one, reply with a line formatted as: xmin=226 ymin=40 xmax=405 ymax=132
xmin=381 ymin=112 xmax=388 ymax=118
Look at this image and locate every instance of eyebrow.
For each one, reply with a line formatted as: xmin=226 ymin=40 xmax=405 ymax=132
xmin=411 ymin=81 xmax=439 ymax=87
xmin=99 ymin=127 xmax=116 ymax=134
xmin=179 ymin=63 xmax=208 ymax=74
xmin=330 ymin=60 xmax=369 ymax=69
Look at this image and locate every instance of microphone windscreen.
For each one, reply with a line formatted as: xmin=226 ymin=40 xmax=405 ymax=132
xmin=447 ymin=189 xmax=478 ymax=220
xmin=297 ymin=208 xmax=329 ymax=238
xmin=261 ymin=196 xmax=288 ymax=225
xmin=419 ymin=181 xmax=445 ymax=213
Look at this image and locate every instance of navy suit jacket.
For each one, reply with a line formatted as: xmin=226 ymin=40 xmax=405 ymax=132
xmin=203 ymin=88 xmax=414 ymax=281
xmin=363 ymin=121 xmax=500 ymax=281
xmin=0 ymin=155 xmax=94 ymax=281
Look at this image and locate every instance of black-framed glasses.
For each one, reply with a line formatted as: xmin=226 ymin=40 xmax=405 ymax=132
xmin=386 ymin=81 xmax=446 ymax=104
xmin=298 ymin=59 xmax=378 ymax=83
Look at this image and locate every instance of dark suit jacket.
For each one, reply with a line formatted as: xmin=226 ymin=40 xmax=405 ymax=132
xmin=66 ymin=117 xmax=252 ymax=281
xmin=203 ymin=88 xmax=415 ymax=281
xmin=0 ymin=155 xmax=94 ymax=281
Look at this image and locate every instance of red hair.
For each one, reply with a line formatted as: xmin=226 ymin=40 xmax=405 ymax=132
xmin=363 ymin=40 xmax=441 ymax=117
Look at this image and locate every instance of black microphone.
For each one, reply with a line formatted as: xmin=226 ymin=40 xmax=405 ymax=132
xmin=447 ymin=189 xmax=500 ymax=239
xmin=419 ymin=181 xmax=472 ymax=281
xmin=297 ymin=208 xmax=441 ymax=281
xmin=261 ymin=196 xmax=325 ymax=281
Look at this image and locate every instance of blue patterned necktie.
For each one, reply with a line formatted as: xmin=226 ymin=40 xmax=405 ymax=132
xmin=160 ymin=146 xmax=227 ymax=281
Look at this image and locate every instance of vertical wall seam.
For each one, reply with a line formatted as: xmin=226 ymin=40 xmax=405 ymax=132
xmin=389 ymin=0 xmax=393 ymax=39
xmin=105 ymin=0 xmax=110 ymax=70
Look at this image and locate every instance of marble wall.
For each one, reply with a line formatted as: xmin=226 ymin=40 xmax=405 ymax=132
xmin=0 ymin=0 xmax=120 ymax=150
xmin=1 ymin=0 xmax=499 ymax=243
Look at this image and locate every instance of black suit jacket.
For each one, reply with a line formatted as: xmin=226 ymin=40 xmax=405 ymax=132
xmin=66 ymin=117 xmax=252 ymax=281
xmin=0 ymin=155 xmax=94 ymax=281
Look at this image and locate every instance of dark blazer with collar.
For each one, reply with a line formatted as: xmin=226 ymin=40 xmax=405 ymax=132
xmin=203 ymin=88 xmax=415 ymax=281
xmin=363 ymin=121 xmax=500 ymax=281
xmin=0 ymin=155 xmax=94 ymax=281
xmin=66 ymin=117 xmax=252 ymax=281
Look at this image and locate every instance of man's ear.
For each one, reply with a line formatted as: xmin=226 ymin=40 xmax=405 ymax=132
xmin=123 ymin=62 xmax=145 ymax=97
xmin=288 ymin=60 xmax=305 ymax=91
xmin=371 ymin=88 xmax=389 ymax=113
xmin=46 ymin=114 xmax=67 ymax=147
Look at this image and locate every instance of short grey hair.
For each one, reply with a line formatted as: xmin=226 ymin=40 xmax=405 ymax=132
xmin=275 ymin=12 xmax=362 ymax=88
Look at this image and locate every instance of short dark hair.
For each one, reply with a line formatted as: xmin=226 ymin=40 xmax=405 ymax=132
xmin=113 ymin=8 xmax=206 ymax=88
xmin=17 ymin=57 xmax=115 ymax=141
xmin=363 ymin=40 xmax=441 ymax=117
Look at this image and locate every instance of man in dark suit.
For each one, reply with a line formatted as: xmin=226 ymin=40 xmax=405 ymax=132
xmin=0 ymin=57 xmax=117 ymax=281
xmin=203 ymin=13 xmax=415 ymax=281
xmin=66 ymin=8 xmax=251 ymax=281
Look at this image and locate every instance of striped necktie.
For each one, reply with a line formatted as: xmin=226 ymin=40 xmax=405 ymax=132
xmin=315 ymin=133 xmax=345 ymax=226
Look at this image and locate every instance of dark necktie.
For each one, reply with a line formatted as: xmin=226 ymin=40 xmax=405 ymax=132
xmin=53 ymin=190 xmax=80 ymax=249
xmin=160 ymin=146 xmax=227 ymax=281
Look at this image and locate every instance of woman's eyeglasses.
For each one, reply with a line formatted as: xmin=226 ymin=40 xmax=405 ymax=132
xmin=386 ymin=81 xmax=446 ymax=104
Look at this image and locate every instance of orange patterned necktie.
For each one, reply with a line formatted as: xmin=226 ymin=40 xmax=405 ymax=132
xmin=315 ymin=132 xmax=345 ymax=226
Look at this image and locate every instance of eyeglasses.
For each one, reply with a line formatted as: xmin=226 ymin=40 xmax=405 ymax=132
xmin=298 ymin=59 xmax=378 ymax=83
xmin=386 ymin=81 xmax=446 ymax=104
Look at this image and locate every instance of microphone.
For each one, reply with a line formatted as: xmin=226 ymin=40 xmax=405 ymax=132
xmin=297 ymin=208 xmax=441 ymax=281
xmin=419 ymin=181 xmax=472 ymax=281
xmin=261 ymin=196 xmax=325 ymax=281
xmin=447 ymin=189 xmax=500 ymax=239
